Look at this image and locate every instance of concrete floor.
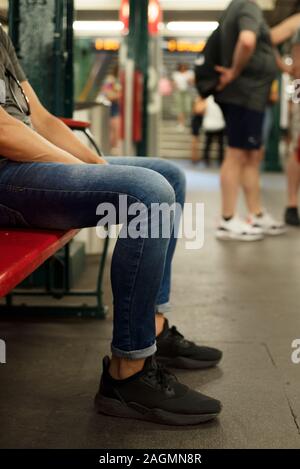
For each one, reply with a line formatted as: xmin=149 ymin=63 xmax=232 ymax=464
xmin=0 ymin=161 xmax=300 ymax=449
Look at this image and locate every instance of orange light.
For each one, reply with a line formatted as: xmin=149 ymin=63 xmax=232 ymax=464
xmin=167 ymin=39 xmax=177 ymax=52
xmin=167 ymin=40 xmax=205 ymax=53
xmin=95 ymin=39 xmax=104 ymax=51
xmin=95 ymin=39 xmax=120 ymax=51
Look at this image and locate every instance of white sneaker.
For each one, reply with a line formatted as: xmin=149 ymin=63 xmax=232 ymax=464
xmin=248 ymin=211 xmax=287 ymax=236
xmin=176 ymin=124 xmax=185 ymax=132
xmin=216 ymin=216 xmax=264 ymax=242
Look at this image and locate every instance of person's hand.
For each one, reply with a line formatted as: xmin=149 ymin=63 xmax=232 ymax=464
xmin=96 ymin=157 xmax=108 ymax=165
xmin=215 ymin=66 xmax=237 ymax=91
xmin=87 ymin=156 xmax=108 ymax=165
xmin=93 ymin=156 xmax=108 ymax=164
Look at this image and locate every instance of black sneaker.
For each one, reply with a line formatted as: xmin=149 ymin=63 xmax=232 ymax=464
xmin=285 ymin=207 xmax=300 ymax=227
xmin=156 ymin=319 xmax=222 ymax=369
xmin=95 ymin=355 xmax=221 ymax=426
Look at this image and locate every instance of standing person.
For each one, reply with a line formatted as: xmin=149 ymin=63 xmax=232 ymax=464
xmin=215 ymin=0 xmax=300 ymax=241
xmin=172 ymin=63 xmax=194 ymax=131
xmin=101 ymin=64 xmax=121 ymax=155
xmin=285 ymin=29 xmax=300 ymax=226
xmin=0 ymin=26 xmax=222 ymax=425
xmin=190 ymin=95 xmax=207 ymax=164
xmin=203 ymin=96 xmax=226 ymax=166
xmin=262 ymin=80 xmax=280 ymax=149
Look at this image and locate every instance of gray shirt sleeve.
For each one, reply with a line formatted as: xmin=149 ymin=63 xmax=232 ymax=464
xmin=0 ymin=26 xmax=27 ymax=82
xmin=238 ymin=2 xmax=262 ymax=35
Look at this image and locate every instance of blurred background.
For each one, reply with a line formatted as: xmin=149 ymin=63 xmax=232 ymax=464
xmin=0 ymin=0 xmax=300 ymax=162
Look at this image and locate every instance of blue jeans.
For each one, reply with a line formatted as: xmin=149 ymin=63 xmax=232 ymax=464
xmin=0 ymin=157 xmax=186 ymax=359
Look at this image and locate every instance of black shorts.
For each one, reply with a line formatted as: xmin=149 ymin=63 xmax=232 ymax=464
xmin=219 ymin=103 xmax=265 ymax=151
xmin=191 ymin=114 xmax=203 ymax=137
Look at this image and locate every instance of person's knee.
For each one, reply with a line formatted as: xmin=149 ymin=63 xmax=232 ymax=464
xmin=246 ymin=150 xmax=261 ymax=167
xmin=156 ymin=160 xmax=186 ymax=202
xmin=142 ymin=171 xmax=176 ymax=208
xmin=143 ymin=158 xmax=186 ymax=205
xmin=156 ymin=159 xmax=186 ymax=186
xmin=224 ymin=147 xmax=247 ymax=167
xmin=157 ymin=178 xmax=176 ymax=207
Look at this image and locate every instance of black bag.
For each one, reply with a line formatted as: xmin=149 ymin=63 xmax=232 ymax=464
xmin=195 ymin=26 xmax=221 ymax=98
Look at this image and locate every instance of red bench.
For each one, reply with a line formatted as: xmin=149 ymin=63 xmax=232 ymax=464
xmin=0 ymin=227 xmax=108 ymax=319
xmin=0 ymin=229 xmax=78 ymax=298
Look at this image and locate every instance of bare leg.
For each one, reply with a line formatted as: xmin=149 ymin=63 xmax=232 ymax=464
xmin=242 ymin=149 xmax=263 ymax=215
xmin=109 ymin=313 xmax=166 ymax=379
xmin=155 ymin=313 xmax=165 ymax=336
xmin=191 ymin=136 xmax=200 ymax=163
xmin=220 ymin=147 xmax=246 ymax=218
xmin=110 ymin=116 xmax=120 ymax=150
xmin=257 ymin=146 xmax=265 ymax=164
xmin=178 ymin=113 xmax=185 ymax=127
xmin=109 ymin=356 xmax=146 ymax=380
xmin=287 ymin=152 xmax=300 ymax=207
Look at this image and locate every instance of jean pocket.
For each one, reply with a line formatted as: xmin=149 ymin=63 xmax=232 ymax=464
xmin=0 ymin=203 xmax=29 ymax=228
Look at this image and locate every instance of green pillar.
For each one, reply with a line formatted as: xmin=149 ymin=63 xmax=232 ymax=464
xmin=128 ymin=0 xmax=149 ymax=156
xmin=8 ymin=0 xmax=74 ymax=117
xmin=264 ymin=66 xmax=283 ymax=173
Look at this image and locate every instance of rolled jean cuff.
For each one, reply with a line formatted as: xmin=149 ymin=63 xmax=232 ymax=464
xmin=111 ymin=342 xmax=157 ymax=360
xmin=156 ymin=302 xmax=172 ymax=315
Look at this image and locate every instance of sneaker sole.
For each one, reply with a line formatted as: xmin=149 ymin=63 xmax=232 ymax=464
xmin=156 ymin=355 xmax=221 ymax=370
xmin=216 ymin=230 xmax=264 ymax=242
xmin=95 ymin=394 xmax=220 ymax=426
xmin=264 ymin=227 xmax=287 ymax=236
xmin=286 ymin=222 xmax=300 ymax=227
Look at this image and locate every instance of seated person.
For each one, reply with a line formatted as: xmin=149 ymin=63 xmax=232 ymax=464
xmin=0 ymin=26 xmax=222 ymax=425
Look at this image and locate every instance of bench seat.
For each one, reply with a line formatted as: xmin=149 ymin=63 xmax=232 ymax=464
xmin=0 ymin=229 xmax=78 ymax=297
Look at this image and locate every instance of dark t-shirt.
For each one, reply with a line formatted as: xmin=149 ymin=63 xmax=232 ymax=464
xmin=216 ymin=0 xmax=278 ymax=112
xmin=0 ymin=26 xmax=32 ymax=127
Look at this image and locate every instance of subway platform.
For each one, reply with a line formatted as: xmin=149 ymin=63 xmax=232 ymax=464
xmin=0 ymin=162 xmax=299 ymax=449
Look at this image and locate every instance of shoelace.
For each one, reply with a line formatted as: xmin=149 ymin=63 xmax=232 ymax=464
xmin=146 ymin=360 xmax=177 ymax=390
xmin=169 ymin=326 xmax=194 ymax=346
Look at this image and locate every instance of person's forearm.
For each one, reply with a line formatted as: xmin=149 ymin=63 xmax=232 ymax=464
xmin=0 ymin=116 xmax=83 ymax=164
xmin=33 ymin=113 xmax=105 ymax=164
xmin=231 ymin=36 xmax=256 ymax=78
xmin=271 ymin=13 xmax=300 ymax=46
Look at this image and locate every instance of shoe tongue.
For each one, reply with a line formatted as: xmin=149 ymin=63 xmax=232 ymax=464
xmin=163 ymin=318 xmax=170 ymax=331
xmin=143 ymin=355 xmax=158 ymax=372
xmin=103 ymin=355 xmax=110 ymax=371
